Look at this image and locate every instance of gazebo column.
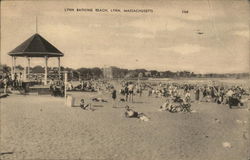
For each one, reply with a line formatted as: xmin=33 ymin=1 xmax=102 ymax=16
xmin=23 ymin=56 xmax=27 ymax=81
xmin=58 ymin=57 xmax=61 ymax=80
xmin=27 ymin=57 xmax=31 ymax=80
xmin=13 ymin=56 xmax=16 ymax=75
xmin=44 ymin=56 xmax=48 ymax=85
xmin=11 ymin=56 xmax=14 ymax=80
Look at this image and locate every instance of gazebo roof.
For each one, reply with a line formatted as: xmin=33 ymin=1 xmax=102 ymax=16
xmin=8 ymin=33 xmax=64 ymax=57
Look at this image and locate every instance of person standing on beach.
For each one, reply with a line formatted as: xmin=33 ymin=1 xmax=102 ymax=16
xmin=195 ymin=87 xmax=200 ymax=101
xmin=112 ymin=88 xmax=117 ymax=108
xmin=185 ymin=90 xmax=191 ymax=103
xmin=18 ymin=72 xmax=23 ymax=88
xmin=124 ymin=85 xmax=129 ymax=101
xmin=13 ymin=72 xmax=18 ymax=88
xmin=148 ymin=87 xmax=152 ymax=96
xmin=128 ymin=83 xmax=134 ymax=102
xmin=3 ymin=76 xmax=8 ymax=94
xmin=138 ymin=84 xmax=142 ymax=97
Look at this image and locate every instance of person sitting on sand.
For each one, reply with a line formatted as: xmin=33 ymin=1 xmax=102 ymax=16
xmin=124 ymin=105 xmax=149 ymax=121
xmin=180 ymin=98 xmax=192 ymax=112
xmin=80 ymin=99 xmax=94 ymax=111
xmin=92 ymin=97 xmax=107 ymax=102
xmin=159 ymin=99 xmax=173 ymax=111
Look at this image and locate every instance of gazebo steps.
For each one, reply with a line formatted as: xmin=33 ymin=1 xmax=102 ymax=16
xmin=10 ymin=90 xmax=27 ymax=95
xmin=28 ymin=85 xmax=50 ymax=95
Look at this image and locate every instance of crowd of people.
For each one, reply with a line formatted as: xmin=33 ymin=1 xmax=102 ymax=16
xmin=118 ymin=80 xmax=249 ymax=111
xmin=64 ymin=79 xmax=116 ymax=93
xmin=76 ymin=79 xmax=248 ymax=122
xmin=1 ymin=72 xmax=249 ymax=116
xmin=1 ymin=73 xmax=26 ymax=94
xmin=1 ymin=73 xmax=249 ymax=123
xmin=49 ymin=79 xmax=65 ymax=97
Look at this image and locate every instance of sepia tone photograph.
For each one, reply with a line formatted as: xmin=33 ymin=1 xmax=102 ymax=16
xmin=0 ymin=0 xmax=249 ymax=160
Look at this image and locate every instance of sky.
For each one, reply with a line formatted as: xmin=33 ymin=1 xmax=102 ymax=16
xmin=1 ymin=0 xmax=249 ymax=74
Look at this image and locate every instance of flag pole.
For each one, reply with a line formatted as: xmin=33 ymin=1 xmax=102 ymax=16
xmin=36 ymin=16 xmax=38 ymax=33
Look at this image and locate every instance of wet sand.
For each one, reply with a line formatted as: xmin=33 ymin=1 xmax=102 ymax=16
xmin=0 ymin=91 xmax=249 ymax=160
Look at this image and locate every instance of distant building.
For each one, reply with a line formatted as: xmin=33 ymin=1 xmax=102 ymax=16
xmin=145 ymin=71 xmax=151 ymax=77
xmin=102 ymin=67 xmax=113 ymax=79
xmin=159 ymin=72 xmax=164 ymax=76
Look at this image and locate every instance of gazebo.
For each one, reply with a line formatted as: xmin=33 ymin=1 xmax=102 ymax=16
xmin=8 ymin=33 xmax=64 ymax=85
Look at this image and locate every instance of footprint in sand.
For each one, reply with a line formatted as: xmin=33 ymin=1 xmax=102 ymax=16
xmin=214 ymin=118 xmax=221 ymax=124
xmin=243 ymin=131 xmax=248 ymax=140
xmin=236 ymin=119 xmax=247 ymax=124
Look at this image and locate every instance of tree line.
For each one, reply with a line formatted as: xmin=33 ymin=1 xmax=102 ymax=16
xmin=0 ymin=64 xmax=249 ymax=79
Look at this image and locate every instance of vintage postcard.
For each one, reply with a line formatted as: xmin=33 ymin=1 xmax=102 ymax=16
xmin=0 ymin=0 xmax=249 ymax=160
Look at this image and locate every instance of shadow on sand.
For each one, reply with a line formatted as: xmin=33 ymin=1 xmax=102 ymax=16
xmin=0 ymin=152 xmax=14 ymax=156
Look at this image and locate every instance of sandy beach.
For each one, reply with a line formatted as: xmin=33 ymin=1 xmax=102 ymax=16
xmin=1 ymin=90 xmax=249 ymax=160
